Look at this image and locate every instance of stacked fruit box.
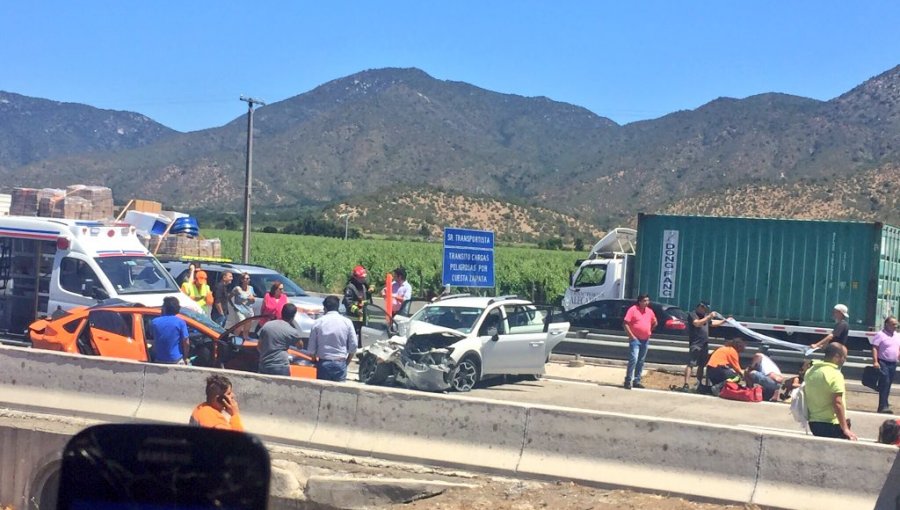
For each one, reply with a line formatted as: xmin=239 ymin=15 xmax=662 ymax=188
xmin=10 ymin=188 xmax=39 ymax=216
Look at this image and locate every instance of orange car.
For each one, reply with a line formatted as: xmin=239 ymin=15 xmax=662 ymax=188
xmin=28 ymin=300 xmax=316 ymax=379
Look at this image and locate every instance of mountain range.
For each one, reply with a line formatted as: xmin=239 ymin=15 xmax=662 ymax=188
xmin=1 ymin=65 xmax=898 ymax=239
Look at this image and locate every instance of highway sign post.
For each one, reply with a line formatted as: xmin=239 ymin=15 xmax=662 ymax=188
xmin=442 ymin=227 xmax=495 ymax=288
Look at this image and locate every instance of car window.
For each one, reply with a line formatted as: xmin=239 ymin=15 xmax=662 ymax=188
xmin=59 ymin=257 xmax=101 ymax=297
xmin=95 ymin=256 xmax=179 ymax=295
xmin=88 ymin=310 xmax=133 ymax=337
xmin=410 ymin=305 xmax=483 ymax=333
xmin=571 ymin=303 xmax=608 ymax=324
xmin=574 ymin=265 xmax=607 ymax=288
xmin=248 ymin=273 xmax=306 ymax=297
xmin=478 ymin=308 xmax=506 ymax=336
xmin=62 ymin=317 xmax=83 ymax=334
xmin=504 ymin=305 xmax=544 ymax=334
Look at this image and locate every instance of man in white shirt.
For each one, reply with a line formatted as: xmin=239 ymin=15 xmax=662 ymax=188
xmin=746 ymin=344 xmax=784 ymax=401
xmin=385 ymin=266 xmax=413 ymax=316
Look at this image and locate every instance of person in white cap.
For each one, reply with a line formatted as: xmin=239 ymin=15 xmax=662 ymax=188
xmin=811 ymin=304 xmax=850 ymax=350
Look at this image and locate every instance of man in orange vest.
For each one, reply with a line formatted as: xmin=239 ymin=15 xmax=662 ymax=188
xmin=181 ymin=264 xmax=213 ymax=315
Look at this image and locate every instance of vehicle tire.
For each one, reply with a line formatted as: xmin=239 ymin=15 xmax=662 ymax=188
xmin=358 ymin=354 xmax=391 ymax=385
xmin=450 ymin=357 xmax=480 ymax=392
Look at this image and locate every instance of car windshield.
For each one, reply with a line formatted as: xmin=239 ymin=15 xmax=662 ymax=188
xmin=95 ymin=256 xmax=180 ymax=295
xmin=409 ymin=306 xmax=484 ymax=333
xmin=249 ymin=273 xmax=307 ymax=297
xmin=179 ymin=308 xmax=226 ymax=334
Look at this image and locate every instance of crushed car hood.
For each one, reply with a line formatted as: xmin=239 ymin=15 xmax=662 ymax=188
xmin=404 ymin=320 xmax=468 ymax=339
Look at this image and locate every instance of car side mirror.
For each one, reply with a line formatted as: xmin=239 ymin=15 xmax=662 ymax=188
xmin=488 ymin=326 xmax=499 ymax=341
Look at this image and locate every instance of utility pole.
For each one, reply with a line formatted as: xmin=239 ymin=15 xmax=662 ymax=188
xmin=339 ymin=213 xmax=350 ymax=240
xmin=240 ymin=95 xmax=266 ymax=263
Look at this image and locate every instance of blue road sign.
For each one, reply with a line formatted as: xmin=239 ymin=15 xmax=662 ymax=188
xmin=442 ymin=228 xmax=495 ymax=288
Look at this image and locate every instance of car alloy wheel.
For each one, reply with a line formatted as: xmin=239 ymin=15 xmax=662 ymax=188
xmin=450 ymin=358 xmax=479 ymax=392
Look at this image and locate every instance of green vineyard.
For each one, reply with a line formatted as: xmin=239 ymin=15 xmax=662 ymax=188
xmin=207 ymin=230 xmax=580 ymax=304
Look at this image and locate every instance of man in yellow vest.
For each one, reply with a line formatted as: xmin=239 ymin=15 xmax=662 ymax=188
xmin=181 ymin=265 xmax=213 ymax=315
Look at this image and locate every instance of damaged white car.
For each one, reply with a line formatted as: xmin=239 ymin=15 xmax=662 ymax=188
xmin=357 ymin=295 xmax=570 ymax=392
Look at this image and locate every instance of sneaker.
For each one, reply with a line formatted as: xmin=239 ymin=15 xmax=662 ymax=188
xmin=879 ymin=408 xmax=894 ymax=414
xmin=623 ymin=381 xmax=632 ymax=390
xmin=681 ymin=383 xmax=691 ymax=392
xmin=633 ymin=382 xmax=645 ymax=389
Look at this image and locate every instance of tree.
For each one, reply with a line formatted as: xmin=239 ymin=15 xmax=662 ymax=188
xmin=574 ymin=238 xmax=585 ymax=252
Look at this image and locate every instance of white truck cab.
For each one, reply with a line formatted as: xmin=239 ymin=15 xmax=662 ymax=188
xmin=0 ymin=216 xmax=198 ymax=337
xmin=562 ymin=228 xmax=636 ymax=311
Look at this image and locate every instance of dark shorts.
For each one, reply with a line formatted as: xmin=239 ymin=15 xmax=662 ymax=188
xmin=687 ymin=345 xmax=709 ymax=367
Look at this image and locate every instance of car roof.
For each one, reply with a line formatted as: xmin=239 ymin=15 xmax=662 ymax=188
xmin=161 ymin=260 xmax=280 ymax=275
xmin=426 ymin=295 xmax=532 ymax=308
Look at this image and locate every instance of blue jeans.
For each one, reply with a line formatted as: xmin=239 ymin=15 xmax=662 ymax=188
xmin=317 ymin=359 xmax=348 ymax=382
xmin=748 ymin=370 xmax=781 ymax=400
xmin=625 ymin=339 xmax=649 ymax=384
xmin=260 ymin=364 xmax=290 ymax=377
xmin=211 ymin=312 xmax=227 ymax=327
xmin=877 ymin=359 xmax=897 ymax=412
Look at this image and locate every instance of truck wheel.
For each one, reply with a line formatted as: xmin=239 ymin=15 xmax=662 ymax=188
xmin=450 ymin=357 xmax=480 ymax=392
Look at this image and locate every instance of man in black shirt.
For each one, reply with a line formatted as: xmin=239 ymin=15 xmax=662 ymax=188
xmin=810 ymin=304 xmax=850 ymax=350
xmin=681 ymin=301 xmax=726 ymax=391
xmin=211 ymin=271 xmax=233 ymax=327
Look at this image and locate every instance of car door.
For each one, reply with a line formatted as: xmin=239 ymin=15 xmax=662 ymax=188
xmin=87 ymin=310 xmax=147 ymax=361
xmin=361 ymin=303 xmax=392 ymax=347
xmin=480 ymin=305 xmax=546 ymax=376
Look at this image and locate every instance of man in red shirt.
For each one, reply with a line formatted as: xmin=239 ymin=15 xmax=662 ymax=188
xmin=623 ymin=294 xmax=658 ymax=389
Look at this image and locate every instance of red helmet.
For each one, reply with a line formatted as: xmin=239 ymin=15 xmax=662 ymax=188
xmin=352 ymin=265 xmax=368 ymax=279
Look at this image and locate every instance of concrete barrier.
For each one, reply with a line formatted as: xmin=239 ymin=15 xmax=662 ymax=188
xmin=0 ymin=347 xmax=144 ymax=419
xmin=753 ymin=431 xmax=898 ymax=509
xmin=344 ymin=386 xmax=528 ymax=472
xmin=517 ymin=406 xmax=761 ymax=501
xmin=0 ymin=422 xmax=70 ymax=509
xmin=0 ymin=344 xmax=896 ymax=510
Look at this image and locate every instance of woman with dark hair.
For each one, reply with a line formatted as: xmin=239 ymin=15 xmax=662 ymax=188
xmin=259 ymin=281 xmax=288 ymax=327
xmin=229 ymin=273 xmax=256 ymax=341
xmin=878 ymin=419 xmax=900 ymax=446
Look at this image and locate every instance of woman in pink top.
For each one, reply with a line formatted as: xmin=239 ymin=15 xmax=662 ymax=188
xmin=871 ymin=316 xmax=900 ymax=414
xmin=259 ymin=282 xmax=289 ymax=327
xmin=622 ymin=294 xmax=658 ymax=389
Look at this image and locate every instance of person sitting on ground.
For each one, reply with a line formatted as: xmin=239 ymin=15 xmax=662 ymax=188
xmin=780 ymin=359 xmax=812 ymax=401
xmin=706 ymin=338 xmax=746 ymax=386
xmin=878 ymin=419 xmax=900 ymax=447
xmin=745 ymin=345 xmax=785 ymax=401
xmin=189 ymin=374 xmax=243 ymax=431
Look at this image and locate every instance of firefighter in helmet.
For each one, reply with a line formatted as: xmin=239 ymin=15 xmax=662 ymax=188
xmin=343 ymin=265 xmax=374 ymax=348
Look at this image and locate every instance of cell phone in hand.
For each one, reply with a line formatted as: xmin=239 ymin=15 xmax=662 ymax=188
xmin=57 ymin=423 xmax=270 ymax=509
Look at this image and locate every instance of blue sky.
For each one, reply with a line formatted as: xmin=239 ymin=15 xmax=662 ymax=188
xmin=3 ymin=1 xmax=898 ymax=132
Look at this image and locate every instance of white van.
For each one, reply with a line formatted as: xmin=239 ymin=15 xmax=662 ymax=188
xmin=0 ymin=216 xmax=199 ymax=337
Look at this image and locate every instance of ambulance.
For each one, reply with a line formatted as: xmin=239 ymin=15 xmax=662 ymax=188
xmin=0 ymin=216 xmax=199 ymax=339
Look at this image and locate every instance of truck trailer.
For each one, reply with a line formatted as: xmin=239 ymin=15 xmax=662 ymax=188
xmin=563 ymin=214 xmax=900 ymax=347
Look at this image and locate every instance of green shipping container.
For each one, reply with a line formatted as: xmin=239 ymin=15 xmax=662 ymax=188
xmin=631 ymin=214 xmax=900 ymax=330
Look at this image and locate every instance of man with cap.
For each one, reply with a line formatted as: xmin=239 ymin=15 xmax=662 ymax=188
xmin=181 ymin=264 xmax=213 ymax=316
xmin=810 ymin=304 xmax=850 ymax=350
xmin=680 ymin=301 xmax=727 ymax=391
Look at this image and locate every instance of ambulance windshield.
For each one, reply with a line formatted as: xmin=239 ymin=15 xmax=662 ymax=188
xmin=94 ymin=256 xmax=180 ymax=295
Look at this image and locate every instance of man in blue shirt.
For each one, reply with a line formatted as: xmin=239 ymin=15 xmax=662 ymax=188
xmin=151 ymin=296 xmax=190 ymax=364
xmin=307 ymin=295 xmax=357 ymax=381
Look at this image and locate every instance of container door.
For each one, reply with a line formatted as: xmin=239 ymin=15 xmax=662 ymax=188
xmin=87 ymin=310 xmax=147 ymax=361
